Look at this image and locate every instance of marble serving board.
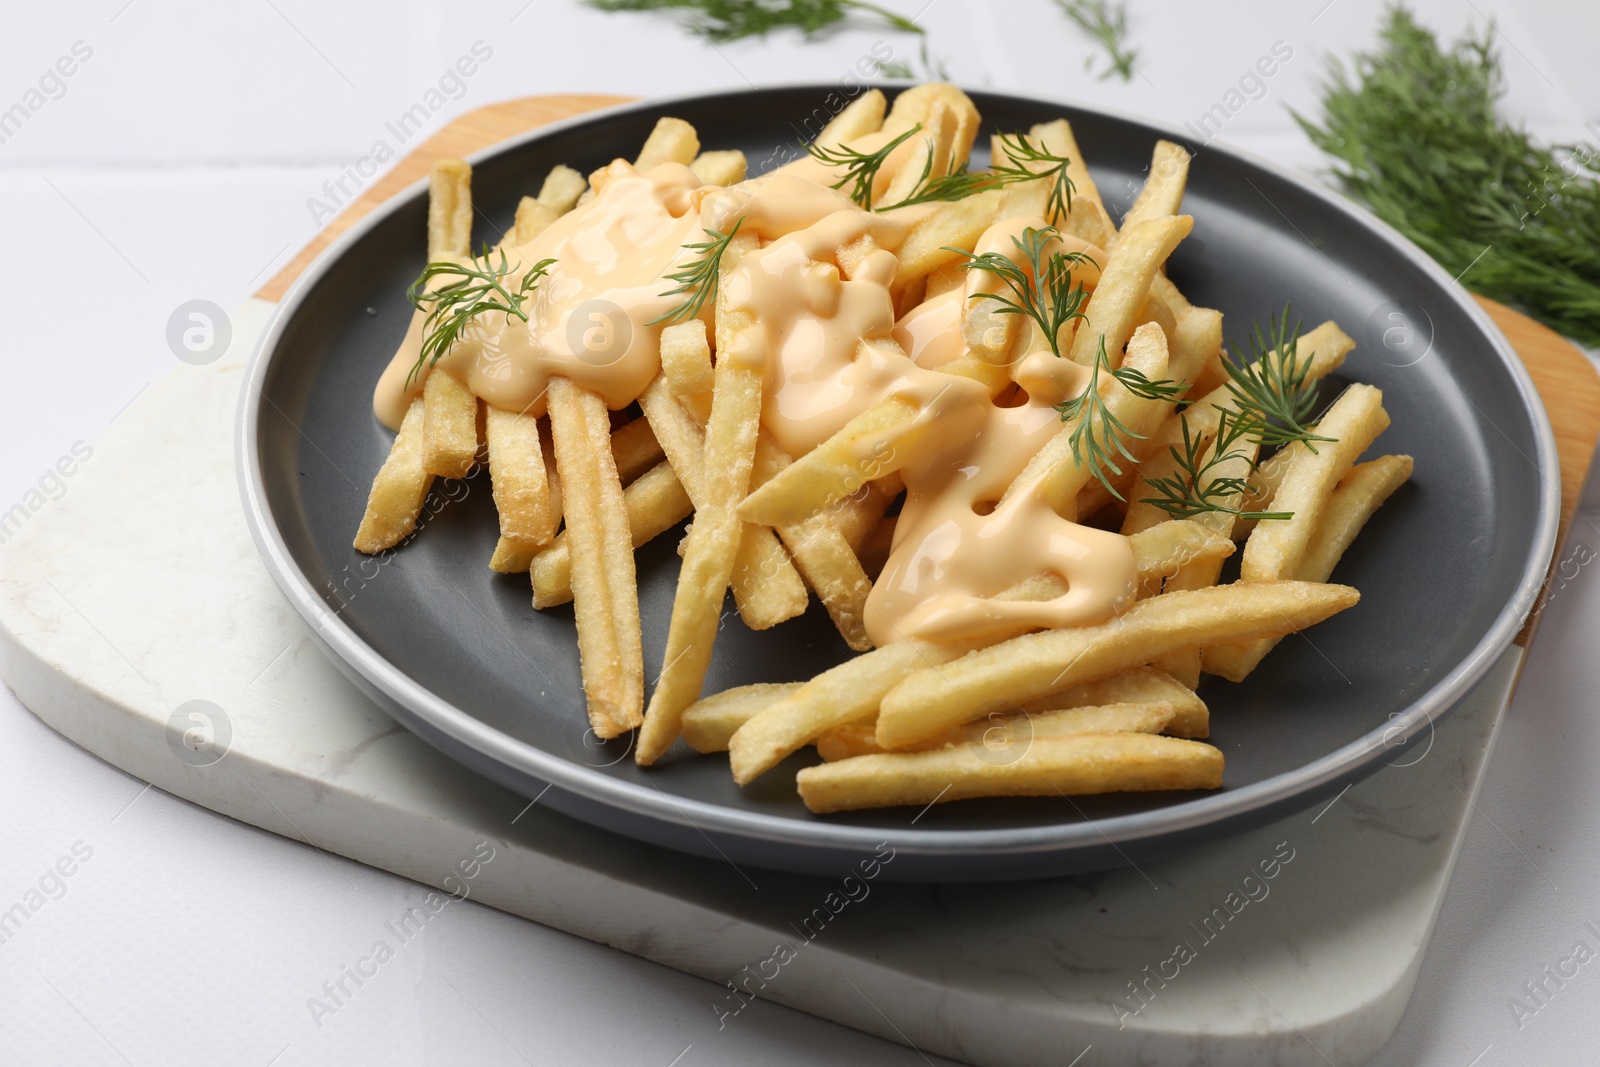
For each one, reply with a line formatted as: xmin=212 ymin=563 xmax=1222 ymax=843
xmin=0 ymin=297 xmax=1542 ymax=1066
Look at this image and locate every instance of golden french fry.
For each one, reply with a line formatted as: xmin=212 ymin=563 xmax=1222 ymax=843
xmin=1121 ymin=141 xmax=1191 ymax=234
xmin=816 ymin=89 xmax=886 ymax=149
xmin=756 ymin=436 xmax=876 ymax=651
xmin=634 ymin=117 xmax=700 ymax=170
xmin=421 ymin=370 xmax=479 ymax=479
xmin=427 ymin=158 xmax=472 ymax=259
xmin=818 ymin=701 xmax=1177 ymax=761
xmin=1030 ymin=665 xmax=1209 ymax=738
xmin=640 ymin=375 xmax=807 ymax=630
xmin=609 ymin=416 xmax=665 ymax=485
xmin=659 ymin=319 xmax=715 ymax=398
xmin=546 ymin=377 xmax=643 ymax=738
xmin=876 ymin=581 xmax=1359 ymax=749
xmin=682 ymin=682 xmax=807 ymax=754
xmin=530 ymin=460 xmax=693 ymax=607
xmin=690 ymin=149 xmax=747 ymax=187
xmin=1128 ymin=519 xmax=1235 ymax=597
xmin=994 ymin=119 xmax=1074 ymax=222
xmin=879 ymin=98 xmax=959 ymax=206
xmin=636 ymin=271 xmax=767 ymax=765
xmin=354 ymin=397 xmax=434 ymax=553
xmin=538 ymin=165 xmax=587 ymax=213
xmin=1003 ymin=321 xmax=1172 ymax=516
xmin=1204 ymin=454 xmax=1412 ymax=682
xmin=1067 ymin=216 xmax=1193 ymax=366
xmin=797 ymin=733 xmax=1224 ymax=813
xmin=892 ymin=189 xmax=1004 ymax=286
xmin=507 ymin=197 xmax=557 ymax=247
xmin=485 ymin=406 xmax=558 ymax=546
xmin=727 ymin=641 xmax=958 ymax=785
xmin=1241 ymin=385 xmax=1389 ymax=582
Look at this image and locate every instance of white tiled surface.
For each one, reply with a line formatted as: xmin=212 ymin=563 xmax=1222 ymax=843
xmin=2 ymin=2 xmax=1598 ymax=1064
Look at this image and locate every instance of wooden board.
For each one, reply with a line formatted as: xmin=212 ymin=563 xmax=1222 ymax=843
xmin=258 ymin=93 xmax=1600 ymax=648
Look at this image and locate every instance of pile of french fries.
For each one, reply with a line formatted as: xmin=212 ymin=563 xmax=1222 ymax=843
xmin=354 ymin=84 xmax=1411 ymax=816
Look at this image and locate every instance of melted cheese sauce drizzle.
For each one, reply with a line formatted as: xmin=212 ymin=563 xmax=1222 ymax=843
xmin=373 ymin=161 xmax=1138 ymax=647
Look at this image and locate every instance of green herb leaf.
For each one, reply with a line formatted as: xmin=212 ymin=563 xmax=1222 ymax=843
xmin=1296 ymin=7 xmax=1600 ymax=345
xmin=1221 ymin=304 xmax=1334 ymax=452
xmin=1053 ymin=334 xmax=1184 ymax=499
xmin=952 ymin=225 xmax=1094 ymax=358
xmin=805 ymin=123 xmax=925 ymax=209
xmin=649 ymin=218 xmax=744 ymax=326
xmin=1139 ymin=407 xmax=1293 ymax=522
xmin=1053 ymin=0 xmax=1138 ymax=82
xmin=406 ymin=247 xmax=554 ymax=388
xmin=991 ymin=132 xmax=1076 ymax=224
xmin=586 ymin=0 xmax=923 ymax=42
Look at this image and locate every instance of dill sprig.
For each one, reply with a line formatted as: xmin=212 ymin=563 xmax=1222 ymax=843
xmin=1140 ymin=407 xmax=1292 ymax=522
xmin=992 ymin=132 xmax=1076 ymax=224
xmin=1296 ymin=6 xmax=1600 ymax=345
xmin=649 ymin=218 xmax=744 ymax=326
xmin=1221 ymin=306 xmax=1334 ymax=452
xmin=1054 ymin=0 xmax=1137 ymax=82
xmin=955 ymin=226 xmax=1094 ymax=358
xmin=586 ymin=0 xmax=922 ymax=42
xmin=1054 ymin=335 xmax=1186 ymax=499
xmin=405 ymin=248 xmax=554 ymax=388
xmin=806 ymin=123 xmax=925 ymax=209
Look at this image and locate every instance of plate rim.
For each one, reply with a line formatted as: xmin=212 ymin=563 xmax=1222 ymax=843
xmin=236 ymin=82 xmax=1560 ymax=863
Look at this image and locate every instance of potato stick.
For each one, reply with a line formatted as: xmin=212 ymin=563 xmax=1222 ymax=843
xmin=1119 ymin=321 xmax=1355 ymax=536
xmin=636 ymin=285 xmax=766 ymax=765
xmin=530 ymin=460 xmax=693 ymax=607
xmin=1204 ymin=455 xmax=1412 ymax=682
xmin=354 ymin=397 xmax=435 ymax=553
xmin=485 ymin=406 xmax=558 ymax=546
xmin=1150 ymin=272 xmax=1193 ymax=314
xmin=797 ymin=733 xmax=1223 ymax=813
xmin=489 ymin=536 xmax=538 ymax=574
xmin=609 ymin=416 xmax=665 ymax=485
xmin=815 ymin=89 xmax=886 ymax=149
xmin=727 ymin=641 xmax=959 ymax=785
xmin=756 ymin=436 xmax=876 ymax=651
xmin=1121 ymin=141 xmax=1192 ymax=234
xmin=1002 ymin=321 xmax=1171 ymax=516
xmin=1063 ymin=197 xmax=1118 ymax=249
xmin=639 ymin=377 xmax=807 ymax=629
xmin=546 ymin=377 xmax=643 ymax=738
xmin=1067 ymin=216 xmax=1193 ymax=367
xmin=1241 ymin=385 xmax=1389 ymax=582
xmin=689 ymin=149 xmax=747 ymax=187
xmin=892 ymin=189 xmax=1004 ymax=287
xmin=876 ymin=581 xmax=1359 ymax=749
xmin=1128 ymin=519 xmax=1235 ymax=597
xmin=880 ymin=99 xmax=959 ymax=206
xmin=818 ymin=701 xmax=1176 ymax=761
xmin=427 ymin=158 xmax=472 ymax=259
xmin=419 ymin=368 xmax=480 ymax=480
xmin=1231 ymin=449 xmax=1296 ymax=540
xmin=634 ymin=116 xmax=700 ymax=170
xmin=659 ymin=319 xmax=715 ymax=398
xmin=682 ymin=682 xmax=808 ymax=754
xmin=1027 ymin=665 xmax=1209 ymax=738
xmin=538 ymin=165 xmax=587 ymax=214
xmin=881 ymin=84 xmax=980 ymax=167
xmin=833 ymin=482 xmax=895 ymax=552
xmin=738 ymin=393 xmax=932 ymax=528
xmin=856 ymin=516 xmax=897 ymax=580
xmin=992 ymin=120 xmax=1074 ymax=221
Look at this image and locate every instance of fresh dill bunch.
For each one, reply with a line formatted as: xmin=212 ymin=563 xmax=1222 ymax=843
xmin=406 ymin=248 xmax=554 ymax=388
xmin=1140 ymin=407 xmax=1292 ymax=522
xmin=1054 ymin=334 xmax=1186 ymax=499
xmin=1221 ymin=305 xmax=1334 ymax=452
xmin=1053 ymin=0 xmax=1137 ymax=82
xmin=805 ymin=123 xmax=925 ymax=208
xmin=1296 ymin=6 xmax=1600 ymax=345
xmin=992 ymin=132 xmax=1076 ymax=224
xmin=650 ymin=218 xmax=744 ymax=326
xmin=586 ymin=0 xmax=922 ymax=42
xmin=954 ymin=226 xmax=1094 ymax=359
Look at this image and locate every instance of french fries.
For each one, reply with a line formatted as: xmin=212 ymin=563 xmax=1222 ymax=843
xmin=352 ymin=86 xmax=1409 ymax=816
xmin=797 ymin=733 xmax=1224 ymax=814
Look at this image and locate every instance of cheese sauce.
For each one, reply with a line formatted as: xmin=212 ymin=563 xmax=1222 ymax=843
xmin=373 ymin=160 xmax=1138 ymax=647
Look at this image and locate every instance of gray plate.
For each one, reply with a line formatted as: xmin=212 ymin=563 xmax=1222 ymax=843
xmin=238 ymin=85 xmax=1557 ymax=882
